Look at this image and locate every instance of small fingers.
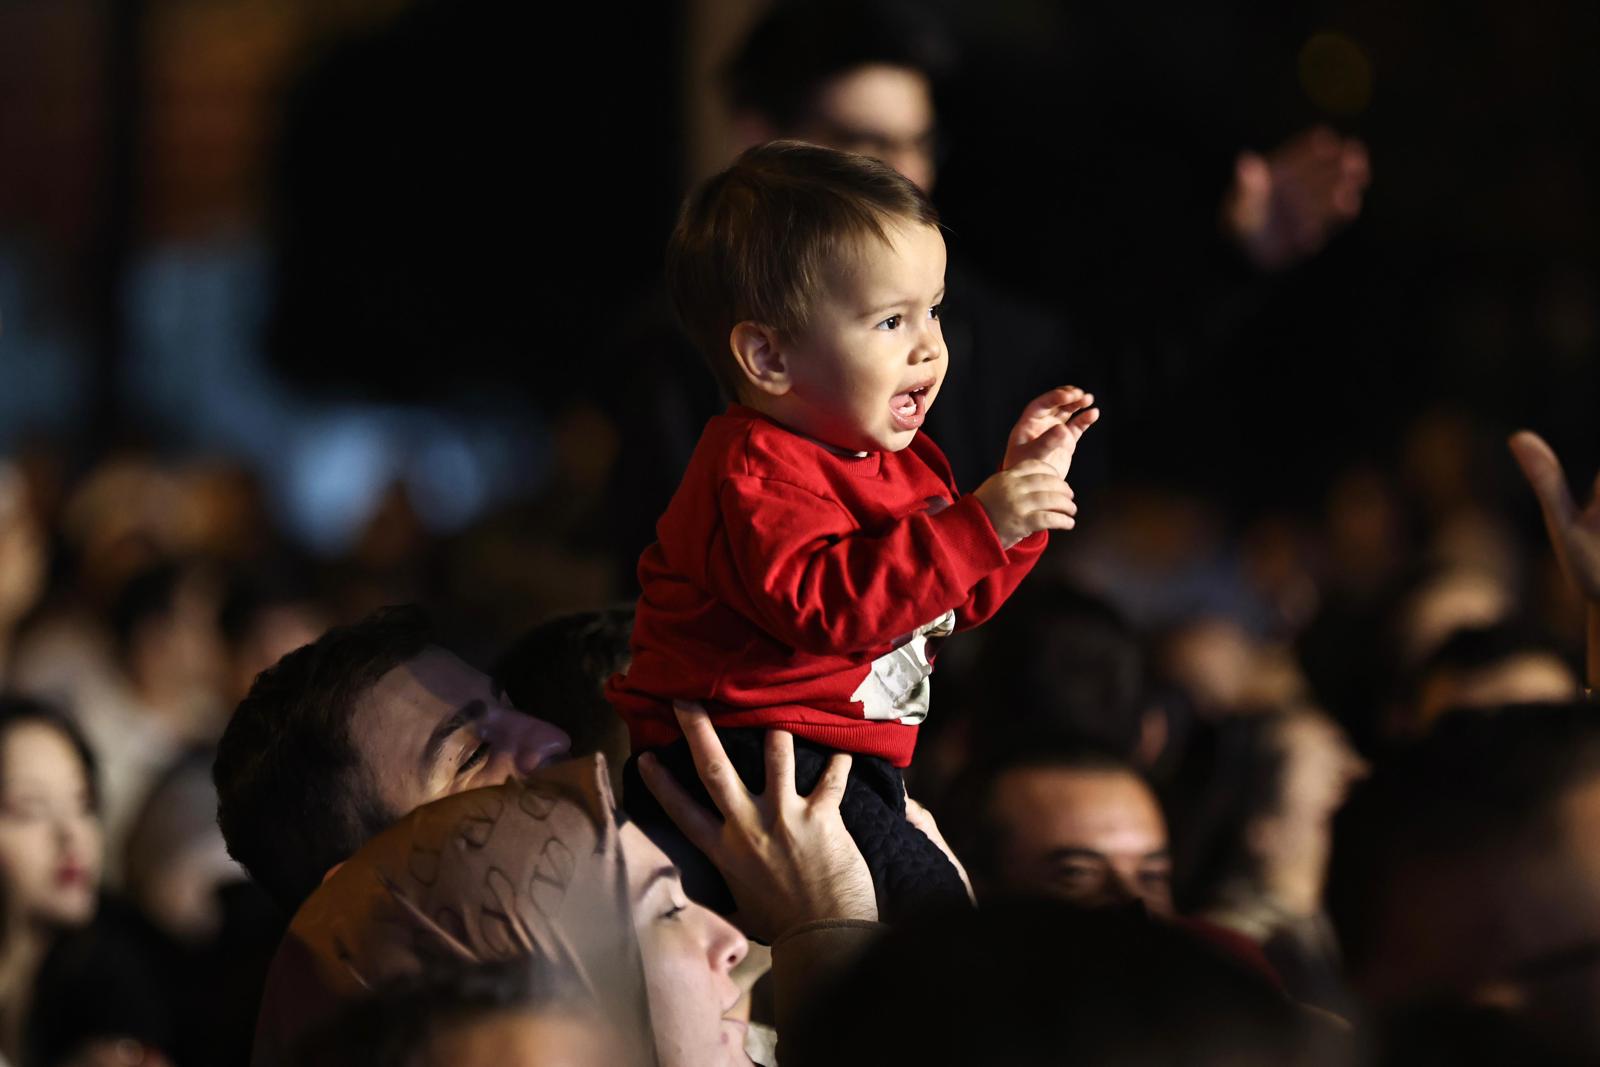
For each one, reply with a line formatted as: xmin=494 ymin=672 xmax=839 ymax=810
xmin=1006 ymin=459 xmax=1060 ymax=479
xmin=1032 ymin=385 xmax=1083 ymax=410
xmin=1012 ymin=472 xmax=1074 ymax=492
xmin=1053 ymin=391 xmax=1095 ymax=416
xmin=1020 ymin=490 xmax=1077 ymax=515
xmin=1032 ymin=510 xmax=1077 ymax=531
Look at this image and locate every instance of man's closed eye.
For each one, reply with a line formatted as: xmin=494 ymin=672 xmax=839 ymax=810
xmin=459 ymin=742 xmax=490 ymax=775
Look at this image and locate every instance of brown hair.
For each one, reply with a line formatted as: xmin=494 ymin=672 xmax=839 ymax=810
xmin=665 ymin=140 xmax=939 ymax=399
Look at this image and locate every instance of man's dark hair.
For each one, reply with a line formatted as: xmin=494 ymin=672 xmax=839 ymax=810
xmin=213 ymin=605 xmax=434 ymax=913
xmin=1328 ymin=700 xmax=1600 ymax=983
xmin=666 ymin=140 xmax=939 ymax=399
xmin=725 ymin=0 xmax=956 ymax=130
xmin=946 ymin=735 xmax=1143 ymax=890
xmin=491 ymin=606 xmax=632 ymax=765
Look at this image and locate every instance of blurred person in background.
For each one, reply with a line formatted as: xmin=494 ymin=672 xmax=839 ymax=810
xmin=9 ymin=459 xmax=192 ymax=727
xmin=216 ymin=569 xmax=326 ymax=710
xmin=1170 ymin=707 xmax=1367 ymax=1011
xmin=1156 ymin=616 xmax=1313 ymax=721
xmin=122 ymin=749 xmax=279 ymax=1067
xmin=1391 ymin=565 xmax=1517 ymax=669
xmin=0 ymin=697 xmax=173 ymax=1067
xmin=61 ymin=560 xmax=229 ymax=879
xmin=1321 ymin=433 xmax=1600 ymax=1060
xmin=1394 ymin=622 xmax=1579 ymax=738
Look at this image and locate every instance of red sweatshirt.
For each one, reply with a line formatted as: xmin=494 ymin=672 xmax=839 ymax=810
xmin=608 ymin=405 xmax=1045 ymax=767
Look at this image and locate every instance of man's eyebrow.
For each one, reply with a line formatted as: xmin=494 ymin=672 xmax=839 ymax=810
xmin=1142 ymin=849 xmax=1173 ymax=864
xmin=420 ymin=699 xmax=488 ymax=773
xmin=634 ymin=865 xmax=678 ymax=903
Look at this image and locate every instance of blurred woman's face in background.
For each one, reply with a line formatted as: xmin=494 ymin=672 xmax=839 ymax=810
xmin=0 ymin=722 xmax=101 ymax=928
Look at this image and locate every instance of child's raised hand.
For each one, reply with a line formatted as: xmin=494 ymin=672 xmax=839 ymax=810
xmin=1003 ymin=386 xmax=1100 ymax=480
xmin=972 ymin=459 xmax=1078 ymax=549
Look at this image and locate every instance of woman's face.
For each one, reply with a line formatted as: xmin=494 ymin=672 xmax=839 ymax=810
xmin=0 ymin=722 xmax=102 ymax=929
xmin=621 ymin=823 xmax=753 ymax=1067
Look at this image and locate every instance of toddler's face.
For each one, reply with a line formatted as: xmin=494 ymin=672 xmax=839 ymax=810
xmin=779 ymin=220 xmax=947 ymax=453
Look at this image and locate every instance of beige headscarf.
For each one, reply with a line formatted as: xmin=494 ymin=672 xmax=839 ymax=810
xmin=251 ymin=755 xmax=656 ymax=1065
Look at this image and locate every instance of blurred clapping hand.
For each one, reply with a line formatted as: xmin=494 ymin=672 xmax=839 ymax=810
xmin=1223 ymin=125 xmax=1371 ymax=271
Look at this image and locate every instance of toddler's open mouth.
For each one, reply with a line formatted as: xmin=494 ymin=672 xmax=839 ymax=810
xmin=890 ymin=383 xmax=934 ymax=431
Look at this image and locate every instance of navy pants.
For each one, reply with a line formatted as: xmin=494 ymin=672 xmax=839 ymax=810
xmin=623 ymin=728 xmax=970 ymax=926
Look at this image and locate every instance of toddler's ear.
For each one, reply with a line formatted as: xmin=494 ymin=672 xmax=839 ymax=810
xmin=729 ymin=321 xmax=792 ymax=397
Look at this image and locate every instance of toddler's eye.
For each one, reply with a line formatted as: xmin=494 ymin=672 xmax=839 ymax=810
xmin=929 ymin=302 xmax=943 ymax=320
xmin=877 ymin=314 xmax=902 ymax=331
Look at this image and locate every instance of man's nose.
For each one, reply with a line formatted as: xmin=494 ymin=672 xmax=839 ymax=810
xmin=1103 ymin=870 xmax=1144 ymax=907
xmin=485 ymin=709 xmax=572 ymax=772
xmin=514 ymin=720 xmax=571 ymax=773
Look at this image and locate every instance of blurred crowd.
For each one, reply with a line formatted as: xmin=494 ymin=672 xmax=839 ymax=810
xmin=0 ymin=0 xmax=1597 ymax=1064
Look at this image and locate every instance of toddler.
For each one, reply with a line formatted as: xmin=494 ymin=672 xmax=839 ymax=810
xmin=609 ymin=141 xmax=1097 ymax=920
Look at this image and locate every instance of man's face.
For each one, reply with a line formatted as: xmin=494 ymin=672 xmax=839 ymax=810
xmin=791 ymin=64 xmax=938 ymax=193
xmin=348 ymin=647 xmax=571 ymax=821
xmin=774 ymin=220 xmax=947 ymax=454
xmin=984 ymin=766 xmax=1174 ymax=914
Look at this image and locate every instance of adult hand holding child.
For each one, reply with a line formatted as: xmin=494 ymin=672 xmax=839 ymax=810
xmin=640 ymin=702 xmax=879 ymax=943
